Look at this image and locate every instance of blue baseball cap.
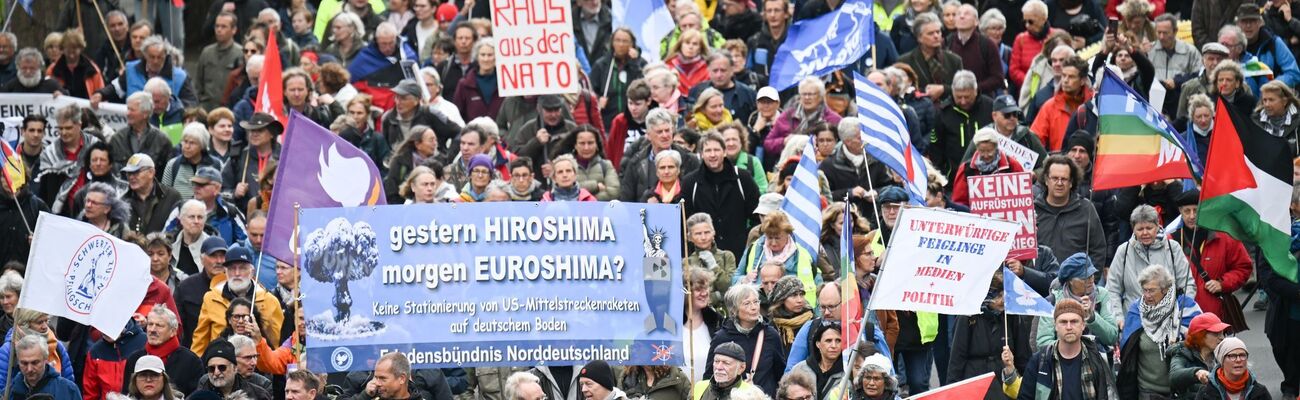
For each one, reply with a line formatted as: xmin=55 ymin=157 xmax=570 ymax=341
xmin=223 ymin=247 xmax=256 ymax=266
xmin=200 ymin=237 xmax=228 ymax=256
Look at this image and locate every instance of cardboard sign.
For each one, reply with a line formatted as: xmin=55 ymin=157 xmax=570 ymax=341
xmin=491 ymin=0 xmax=581 ymax=96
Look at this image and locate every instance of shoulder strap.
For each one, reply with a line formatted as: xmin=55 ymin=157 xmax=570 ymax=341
xmin=750 ymin=329 xmax=765 ymax=378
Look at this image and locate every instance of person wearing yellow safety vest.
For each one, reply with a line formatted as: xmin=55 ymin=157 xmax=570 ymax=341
xmin=733 ymin=211 xmax=819 ymax=307
xmin=894 ymin=309 xmax=939 ymax=395
xmin=694 ymin=342 xmax=756 ymax=400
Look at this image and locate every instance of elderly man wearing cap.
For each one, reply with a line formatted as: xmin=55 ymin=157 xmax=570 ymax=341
xmin=1168 ymin=313 xmax=1232 ymax=399
xmin=176 ymin=235 xmax=227 ymax=347
xmin=1175 ymin=43 xmax=1229 ymax=122
xmin=109 ymin=91 xmax=175 ymax=172
xmin=197 ymin=339 xmax=272 ymax=400
xmin=692 ymin=342 xmax=753 ymax=400
xmin=10 ymin=334 xmax=80 ymax=400
xmin=510 ymin=95 xmax=577 ymax=174
xmin=1236 ymin=3 xmax=1300 ymax=94
xmin=1195 ymin=338 xmax=1270 ymax=400
xmin=167 ymin=165 xmax=247 ymax=247
xmin=1006 ymin=299 xmax=1113 ymax=400
xmin=123 ymin=153 xmax=183 ymax=234
xmin=576 ymin=361 xmax=628 ymax=400
xmin=381 ymin=78 xmax=460 ymax=150
xmin=191 ymin=247 xmax=284 ymax=356
xmin=222 ymin=112 xmax=282 ymax=210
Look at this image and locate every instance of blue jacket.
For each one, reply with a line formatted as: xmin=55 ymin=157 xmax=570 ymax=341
xmin=124 ymin=59 xmax=190 ymax=105
xmin=0 ymin=329 xmax=74 ymax=394
xmin=1119 ymin=294 xmax=1201 ymax=348
xmin=1244 ymin=31 xmax=1300 ymax=94
xmin=10 ymin=364 xmax=81 ymax=400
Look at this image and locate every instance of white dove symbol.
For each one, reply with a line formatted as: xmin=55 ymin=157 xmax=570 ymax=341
xmin=318 ymin=143 xmax=372 ymax=207
xmin=1013 ymin=279 xmax=1040 ymax=307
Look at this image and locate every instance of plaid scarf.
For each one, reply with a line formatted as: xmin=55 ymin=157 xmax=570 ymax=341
xmin=1053 ymin=343 xmax=1099 ymax=399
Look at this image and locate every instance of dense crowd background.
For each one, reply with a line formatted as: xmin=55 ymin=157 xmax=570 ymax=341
xmin=0 ymin=0 xmax=1299 ymax=399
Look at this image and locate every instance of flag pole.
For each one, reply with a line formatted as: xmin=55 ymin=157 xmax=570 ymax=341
xmin=292 ymin=201 xmax=303 ymax=370
xmin=859 ymin=139 xmax=885 ymax=231
xmin=1 ymin=0 xmax=17 ymax=33
xmin=679 ymin=199 xmax=696 ymax=385
xmin=837 ymin=198 xmax=856 ymax=400
xmin=88 ymin=0 xmax=125 ymax=71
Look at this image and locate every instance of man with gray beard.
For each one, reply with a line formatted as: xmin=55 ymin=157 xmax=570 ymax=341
xmin=191 ymin=247 xmax=284 ymax=356
xmin=197 ymin=339 xmax=272 ymax=400
xmin=0 ymin=48 xmax=63 ymax=93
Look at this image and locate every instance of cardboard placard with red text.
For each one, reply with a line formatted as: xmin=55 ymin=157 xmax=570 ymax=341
xmin=491 ymin=0 xmax=581 ymax=96
xmin=966 ymin=172 xmax=1038 ymax=260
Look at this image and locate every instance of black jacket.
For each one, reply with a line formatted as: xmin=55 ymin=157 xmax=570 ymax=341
xmin=197 ymin=373 xmax=273 ymax=400
xmin=932 ymin=94 xmax=995 ymax=178
xmin=572 ymin=6 xmax=612 ymax=64
xmin=713 ymin=9 xmax=762 ymax=41
xmin=1193 ymin=371 xmax=1272 ymax=400
xmin=122 ymin=346 xmax=203 ymax=395
xmin=618 ymin=144 xmax=702 ymax=202
xmin=382 ymin=105 xmax=462 ymax=151
xmin=0 ymin=191 xmax=46 ymax=266
xmin=818 ymin=146 xmax=894 ymax=224
xmin=176 ymin=273 xmax=215 ymax=348
xmin=342 ymin=369 xmax=451 ymax=400
xmin=124 ymin=182 xmax=183 ymax=234
xmin=0 ymin=78 xmax=63 ymax=94
xmin=682 ymin=160 xmax=761 ymax=257
xmin=949 ymin=311 xmax=1033 ymax=400
xmin=705 ymin=319 xmax=786 ymax=398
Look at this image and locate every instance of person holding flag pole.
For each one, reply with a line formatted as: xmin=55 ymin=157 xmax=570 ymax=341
xmin=0 ymin=139 xmax=44 ymax=267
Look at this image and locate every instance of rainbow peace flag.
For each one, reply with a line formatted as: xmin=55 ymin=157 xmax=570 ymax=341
xmin=1094 ymin=68 xmax=1198 ymax=190
xmin=0 ymin=140 xmax=26 ymax=194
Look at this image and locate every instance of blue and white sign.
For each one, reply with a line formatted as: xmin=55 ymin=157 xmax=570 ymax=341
xmin=300 ymin=202 xmax=684 ymax=370
xmin=769 ymin=0 xmax=875 ymax=90
xmin=1003 ymin=267 xmax=1054 ymax=318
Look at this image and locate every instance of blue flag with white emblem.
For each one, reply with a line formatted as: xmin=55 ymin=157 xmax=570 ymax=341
xmin=769 ymin=0 xmax=875 ymax=90
xmin=1003 ymin=267 xmax=1054 ymax=317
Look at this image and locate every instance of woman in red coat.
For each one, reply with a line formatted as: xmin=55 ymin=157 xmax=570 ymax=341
xmin=664 ymin=29 xmax=712 ymax=96
xmin=1171 ymin=189 xmax=1254 ymax=329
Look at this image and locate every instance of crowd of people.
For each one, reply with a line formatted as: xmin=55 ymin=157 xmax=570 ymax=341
xmin=0 ymin=0 xmax=1299 ymax=399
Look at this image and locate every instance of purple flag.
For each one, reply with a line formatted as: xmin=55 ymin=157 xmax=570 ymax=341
xmin=263 ymin=112 xmax=386 ymax=264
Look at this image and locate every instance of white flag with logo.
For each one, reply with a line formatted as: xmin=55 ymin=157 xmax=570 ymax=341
xmin=19 ymin=212 xmax=151 ymax=340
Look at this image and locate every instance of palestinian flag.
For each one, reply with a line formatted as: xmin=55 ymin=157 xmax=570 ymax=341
xmin=840 ymin=202 xmax=862 ymax=348
xmin=1199 ymin=97 xmax=1298 ymax=282
xmin=1094 ymin=68 xmax=1198 ymax=190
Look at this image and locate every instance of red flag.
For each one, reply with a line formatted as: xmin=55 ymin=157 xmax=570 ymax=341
xmin=254 ymin=28 xmax=286 ymax=125
xmin=905 ymin=372 xmax=996 ymax=400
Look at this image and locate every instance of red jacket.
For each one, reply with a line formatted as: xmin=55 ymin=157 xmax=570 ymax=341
xmin=569 ymin=91 xmax=607 ymax=135
xmin=950 ymin=152 xmax=1026 ymax=206
xmin=1031 ymin=86 xmax=1094 ymax=152
xmin=1009 ymin=28 xmax=1061 ymax=87
xmin=606 ymin=113 xmax=644 ymax=171
xmin=1178 ymin=231 xmax=1253 ymax=319
xmin=451 ymin=69 xmax=504 ymax=122
xmin=666 ymin=56 xmax=710 ymax=95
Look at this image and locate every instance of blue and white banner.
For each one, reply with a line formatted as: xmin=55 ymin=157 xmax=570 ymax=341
xmin=301 ymin=202 xmax=684 ymax=371
xmin=612 ymin=0 xmax=674 ymax=65
xmin=769 ymin=0 xmax=875 ymax=90
xmin=1003 ymin=267 xmax=1054 ymax=318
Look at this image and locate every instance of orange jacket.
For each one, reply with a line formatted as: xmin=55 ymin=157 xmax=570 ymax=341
xmin=1030 ymin=86 xmax=1094 ymax=152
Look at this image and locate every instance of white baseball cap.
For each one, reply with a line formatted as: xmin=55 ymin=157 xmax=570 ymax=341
xmin=757 ymin=86 xmax=779 ymax=102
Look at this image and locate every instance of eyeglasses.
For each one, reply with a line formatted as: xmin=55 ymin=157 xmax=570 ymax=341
xmin=208 ymin=364 xmax=229 ymax=373
xmin=1224 ymin=353 xmax=1248 ymax=361
xmin=231 ymin=313 xmax=250 ymax=320
xmin=821 ymin=302 xmax=842 ymax=311
xmin=1048 ymin=177 xmax=1071 ymax=184
xmin=244 ymin=48 xmax=259 ymax=54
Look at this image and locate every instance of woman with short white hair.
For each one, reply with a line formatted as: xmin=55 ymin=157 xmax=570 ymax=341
xmin=1117 ymin=264 xmax=1202 ymax=399
xmin=765 ymin=77 xmax=842 ymax=158
xmin=162 ymin=122 xmax=222 ymax=199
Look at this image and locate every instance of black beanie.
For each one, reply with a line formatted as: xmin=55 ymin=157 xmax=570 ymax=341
xmin=1066 ymin=132 xmax=1095 ymax=158
xmin=203 ymin=339 xmax=236 ymax=366
xmin=578 ymin=360 xmax=615 ymax=391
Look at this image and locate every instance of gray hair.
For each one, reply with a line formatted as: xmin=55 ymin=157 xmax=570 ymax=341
xmin=730 ymin=386 xmax=770 ymax=400
xmin=1052 ymin=45 xmax=1076 ymax=59
xmin=837 ymin=117 xmax=861 ymax=141
xmin=979 ymin=8 xmax=1007 ymax=31
xmin=376 ymin=22 xmax=399 ymax=39
xmin=1219 ymin=25 xmax=1246 ymax=48
xmin=465 ymin=117 xmax=500 ymax=140
xmin=83 ymin=182 xmax=129 ymax=222
xmin=471 ymin=38 xmax=496 ymax=64
xmin=1188 ymin=93 xmax=1213 ymax=115
xmin=228 ymin=334 xmax=254 ymax=353
xmin=1154 ymin=13 xmax=1178 ymax=29
xmin=246 ymin=55 xmax=265 ymax=74
xmin=1138 ymin=264 xmax=1175 ymax=291
xmin=15 ymin=47 xmax=43 ymax=68
xmin=141 ymin=35 xmax=168 ymax=53
xmin=647 ymin=68 xmax=679 ymax=88
xmin=378 ymin=351 xmax=411 ymax=378
xmin=551 ymin=154 xmax=578 ymax=172
xmin=144 ymin=76 xmax=172 ymax=97
xmin=182 ymin=122 xmax=211 ymax=151
xmin=655 ymin=149 xmax=682 ymax=167
xmin=952 ymin=70 xmax=978 ymax=92
xmin=883 ymin=67 xmax=908 ymax=93
xmin=913 ymin=12 xmax=942 ymax=39
xmin=504 ymin=371 xmax=541 ymax=400
xmin=332 ymin=12 xmax=365 ymax=41
xmin=645 ymin=108 xmax=678 ymax=129
xmin=0 ymin=32 xmax=16 ymax=47
xmin=686 ymin=212 xmax=714 ymax=232
xmin=257 ymin=8 xmax=280 ymax=23
xmin=0 ymin=270 xmax=21 ymax=295
xmin=1129 ymin=204 xmax=1160 ymax=227
xmin=15 ymin=334 xmax=48 ymax=360
xmin=180 ymin=199 xmax=207 ymax=218
xmin=1022 ymin=0 xmax=1048 ymax=16
xmin=723 ymin=283 xmax=760 ymax=316
xmin=420 ymin=67 xmax=442 ymax=88
xmin=798 ymin=76 xmax=826 ymax=97
xmin=128 ymin=91 xmax=155 ymax=115
xmin=55 ymin=104 xmax=83 ymax=125
xmin=148 ymin=303 xmax=179 ymax=330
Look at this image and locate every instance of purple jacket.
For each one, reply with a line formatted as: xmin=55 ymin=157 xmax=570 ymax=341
xmin=763 ymin=106 xmax=842 ymax=156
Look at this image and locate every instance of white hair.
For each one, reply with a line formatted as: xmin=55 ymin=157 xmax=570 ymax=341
xmin=1022 ymin=0 xmax=1048 ymax=16
xmin=144 ymin=76 xmax=172 ymax=96
xmin=128 ymin=91 xmax=155 ymax=114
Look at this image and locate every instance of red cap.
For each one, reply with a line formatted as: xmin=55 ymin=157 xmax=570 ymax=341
xmin=1189 ymin=313 xmax=1232 ymax=335
xmin=436 ymin=3 xmax=458 ymax=22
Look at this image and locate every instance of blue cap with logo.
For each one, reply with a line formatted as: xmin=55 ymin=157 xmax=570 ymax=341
xmin=223 ymin=247 xmax=256 ymax=266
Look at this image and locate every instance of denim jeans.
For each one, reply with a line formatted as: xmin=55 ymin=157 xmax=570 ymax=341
xmin=897 ymin=347 xmax=934 ymax=394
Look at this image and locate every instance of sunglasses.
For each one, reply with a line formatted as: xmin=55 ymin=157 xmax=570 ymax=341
xmin=208 ymin=364 xmax=229 ymax=373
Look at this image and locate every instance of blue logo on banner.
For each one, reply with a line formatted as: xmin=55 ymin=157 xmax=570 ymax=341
xmin=64 ymin=235 xmax=118 ymax=315
xmin=331 ymin=347 xmax=353 ymax=371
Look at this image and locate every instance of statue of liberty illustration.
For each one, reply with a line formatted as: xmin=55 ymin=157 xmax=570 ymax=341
xmin=640 ymin=209 xmax=675 ymax=335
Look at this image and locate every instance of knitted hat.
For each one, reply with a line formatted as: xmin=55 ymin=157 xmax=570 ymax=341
xmin=1053 ymin=298 xmax=1087 ymax=321
xmin=1065 ymin=133 xmax=1095 ymax=159
xmin=468 ymin=154 xmax=494 ymax=173
xmin=203 ymin=339 xmax=236 ymax=366
xmin=577 ymin=360 xmax=615 ymax=391
xmin=713 ymin=341 xmax=747 ymax=362
xmin=768 ymin=276 xmax=807 ymax=307
xmin=1057 ymin=253 xmax=1098 ymax=284
xmin=1214 ymin=337 xmax=1248 ymax=364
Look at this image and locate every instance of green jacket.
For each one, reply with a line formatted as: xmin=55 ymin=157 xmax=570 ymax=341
xmin=1035 ymin=285 xmax=1120 ymax=348
xmin=733 ymin=152 xmax=769 ymax=194
xmin=688 ymin=248 xmax=737 ymax=310
xmin=315 ymin=0 xmax=386 ymax=40
xmin=736 ymin=237 xmax=819 ymax=307
xmin=574 ymin=156 xmax=621 ymax=201
xmin=1168 ymin=344 xmax=1212 ymax=400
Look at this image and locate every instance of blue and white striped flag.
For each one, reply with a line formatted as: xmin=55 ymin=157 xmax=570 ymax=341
xmin=852 ymin=71 xmax=928 ymax=205
xmin=780 ymin=134 xmax=823 ymax=255
xmin=611 ymin=0 xmax=674 ymax=65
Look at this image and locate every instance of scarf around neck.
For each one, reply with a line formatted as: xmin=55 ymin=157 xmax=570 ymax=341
xmin=794 ymin=104 xmax=826 ymax=137
xmin=550 ymin=185 xmax=581 ymax=201
xmin=1217 ymin=368 xmax=1251 ymax=394
xmin=1139 ymin=288 xmax=1180 ymax=359
xmin=146 ymin=335 xmax=181 ymax=363
xmin=762 ymin=237 xmax=797 ymax=265
xmin=973 ymin=150 xmax=1001 ymax=174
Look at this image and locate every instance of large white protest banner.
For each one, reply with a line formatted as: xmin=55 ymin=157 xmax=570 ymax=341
xmin=0 ymin=94 xmax=129 ymax=146
xmin=868 ymin=207 xmax=1020 ymax=315
xmin=491 ymin=0 xmax=581 ymax=96
xmin=19 ymin=213 xmax=152 ymax=340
